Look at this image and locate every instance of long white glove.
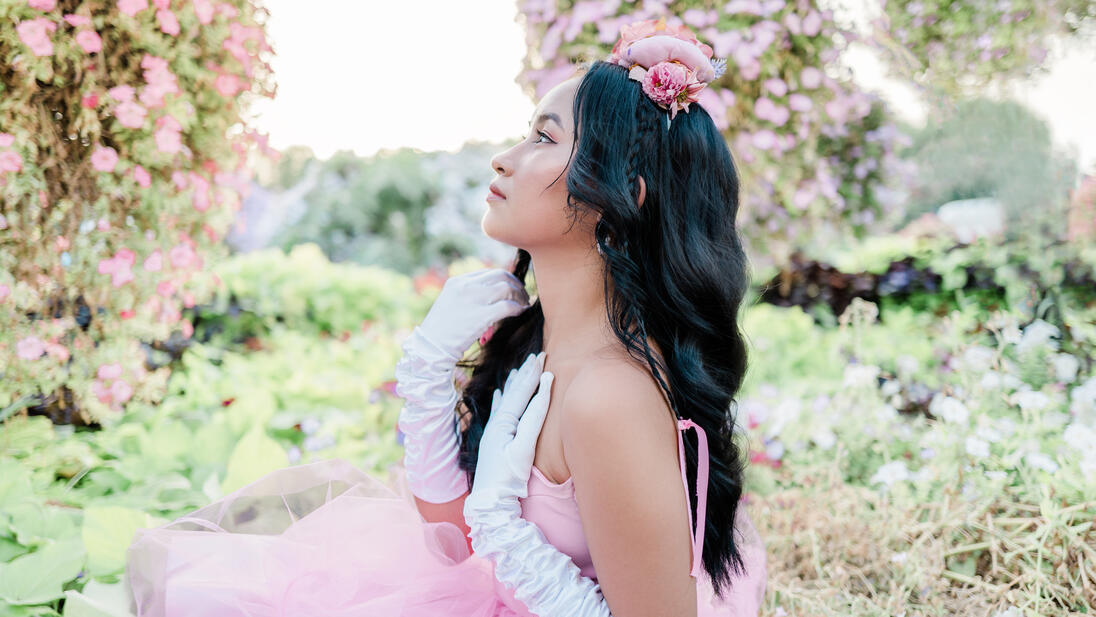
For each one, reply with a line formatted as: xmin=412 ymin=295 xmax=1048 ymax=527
xmin=394 ymin=269 xmax=530 ymax=503
xmin=463 ymin=352 xmax=613 ymax=617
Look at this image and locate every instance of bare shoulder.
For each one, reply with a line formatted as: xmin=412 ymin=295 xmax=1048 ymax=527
xmin=558 ymin=356 xmax=676 ymax=454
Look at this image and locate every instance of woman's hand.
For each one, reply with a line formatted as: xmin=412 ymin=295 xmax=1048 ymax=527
xmin=464 ymin=351 xmax=553 ymax=520
xmin=418 ymin=269 xmax=531 ymax=361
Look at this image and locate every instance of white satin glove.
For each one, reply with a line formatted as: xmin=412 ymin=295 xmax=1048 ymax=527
xmin=395 ymin=269 xmax=530 ymax=503
xmin=463 ymin=352 xmax=613 ymax=617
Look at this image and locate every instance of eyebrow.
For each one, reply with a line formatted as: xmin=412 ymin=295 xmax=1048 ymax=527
xmin=528 ymin=112 xmax=563 ymax=129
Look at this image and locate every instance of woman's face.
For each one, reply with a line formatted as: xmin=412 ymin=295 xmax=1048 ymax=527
xmin=483 ymin=76 xmax=589 ymax=252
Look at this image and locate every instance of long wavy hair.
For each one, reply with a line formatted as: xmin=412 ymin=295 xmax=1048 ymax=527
xmin=456 ymin=59 xmax=753 ymax=599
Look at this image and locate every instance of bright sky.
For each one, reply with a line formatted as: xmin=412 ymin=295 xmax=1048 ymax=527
xmin=249 ymin=0 xmax=1096 ymax=171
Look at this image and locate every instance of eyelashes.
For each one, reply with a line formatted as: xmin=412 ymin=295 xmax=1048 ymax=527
xmin=533 ymin=130 xmax=554 ymax=144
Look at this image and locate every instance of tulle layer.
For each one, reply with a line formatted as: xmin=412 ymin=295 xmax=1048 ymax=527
xmin=125 ymin=458 xmax=532 ymax=617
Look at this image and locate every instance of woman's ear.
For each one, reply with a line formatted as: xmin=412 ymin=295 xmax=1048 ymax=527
xmin=637 ymin=175 xmax=646 ymax=209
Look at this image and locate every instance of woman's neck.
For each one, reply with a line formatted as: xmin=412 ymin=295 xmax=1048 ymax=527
xmin=530 ymin=246 xmax=616 ymax=362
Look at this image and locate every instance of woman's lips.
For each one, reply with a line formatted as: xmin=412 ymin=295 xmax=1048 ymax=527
xmin=487 ymin=185 xmax=506 ymax=201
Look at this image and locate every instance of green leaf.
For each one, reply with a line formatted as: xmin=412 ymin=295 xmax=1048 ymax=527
xmin=220 ymin=427 xmax=287 ymax=495
xmin=62 ymin=579 xmax=136 ymax=617
xmin=0 ymin=539 xmax=85 ymax=605
xmin=81 ymin=506 xmax=153 ymax=578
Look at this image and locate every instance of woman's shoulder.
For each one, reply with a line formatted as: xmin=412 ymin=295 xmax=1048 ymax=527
xmin=558 ymin=352 xmax=676 ymax=444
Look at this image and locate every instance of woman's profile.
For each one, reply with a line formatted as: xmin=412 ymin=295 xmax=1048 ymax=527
xmin=126 ymin=17 xmax=768 ymax=617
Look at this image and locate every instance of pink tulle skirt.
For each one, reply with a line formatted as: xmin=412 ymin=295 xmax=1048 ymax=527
xmin=125 ymin=458 xmax=766 ymax=617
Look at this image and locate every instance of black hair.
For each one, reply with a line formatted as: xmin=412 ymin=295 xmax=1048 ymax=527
xmin=456 ymin=59 xmax=754 ymax=599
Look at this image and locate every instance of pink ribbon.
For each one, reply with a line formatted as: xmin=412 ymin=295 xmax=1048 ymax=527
xmin=676 ymin=418 xmax=709 ymax=578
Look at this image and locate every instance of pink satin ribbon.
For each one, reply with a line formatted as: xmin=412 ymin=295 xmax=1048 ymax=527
xmin=676 ymin=418 xmax=709 ymax=578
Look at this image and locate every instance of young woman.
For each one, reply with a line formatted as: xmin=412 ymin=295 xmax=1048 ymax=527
xmin=126 ymin=17 xmax=767 ymax=617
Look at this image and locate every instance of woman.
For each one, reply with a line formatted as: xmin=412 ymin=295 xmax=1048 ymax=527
xmin=126 ymin=18 xmax=767 ymax=617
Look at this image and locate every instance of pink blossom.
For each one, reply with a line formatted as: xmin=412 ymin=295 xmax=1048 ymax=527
xmin=96 ymin=218 xmax=110 ymax=231
xmin=641 ymin=62 xmax=706 ymax=120
xmin=169 ymin=242 xmax=198 ymax=269
xmin=29 ymin=0 xmax=57 ymax=10
xmin=213 ymin=73 xmax=240 ymax=97
xmin=0 ymin=284 xmax=10 ymax=302
xmin=116 ymin=248 xmax=136 ymax=267
xmin=754 ymin=97 xmax=789 ymax=126
xmin=75 ymin=29 xmax=102 ymax=54
xmin=802 ymin=10 xmax=823 ymax=37
xmin=192 ymin=0 xmax=214 ymax=23
xmin=783 ymin=12 xmax=802 ymax=35
xmin=156 ymin=9 xmax=179 ymax=35
xmin=0 ymin=133 xmax=14 ymax=148
xmin=181 ymin=318 xmax=194 ymax=339
xmin=17 ymin=336 xmax=46 ymax=361
xmin=117 ymin=0 xmax=147 ymax=17
xmin=108 ymin=85 xmax=135 ymax=102
xmin=143 ymin=250 xmax=163 ymax=272
xmin=171 ymin=170 xmax=188 ymax=189
xmin=751 ymin=129 xmax=777 ymax=151
xmin=156 ymin=280 xmax=175 ymax=297
xmin=97 ymin=249 xmax=136 ymax=287
xmin=91 ymin=380 xmax=112 ymax=404
xmin=45 ymin=342 xmax=69 ymax=362
xmin=800 ymin=67 xmax=823 ymax=89
xmin=825 ymin=97 xmax=850 ymax=123
xmin=788 ymin=93 xmax=813 ymax=112
xmin=110 ymin=379 xmax=134 ymax=404
xmin=138 ymin=55 xmax=179 ymax=108
xmin=154 ymin=115 xmax=182 ymax=154
xmin=81 ymin=93 xmax=98 ymax=108
xmin=189 ymin=172 xmax=211 ymax=211
xmin=90 ymin=146 xmax=119 ymax=172
xmin=17 ymin=18 xmax=57 ymax=57
xmin=739 ymin=58 xmax=761 ymax=81
xmin=63 ymin=14 xmax=91 ymax=26
xmin=0 ymin=151 xmax=22 ymax=174
xmin=697 ymin=88 xmax=729 ymax=131
xmin=133 ymin=164 xmax=151 ymax=187
xmin=724 ymin=0 xmax=763 ymax=15
xmin=114 ymin=100 xmax=147 ymax=128
xmin=763 ymin=78 xmax=787 ymax=97
xmin=217 ymin=2 xmax=238 ymax=18
xmin=152 ymin=0 xmax=170 ymax=8
xmin=97 ymin=362 xmax=123 ymax=381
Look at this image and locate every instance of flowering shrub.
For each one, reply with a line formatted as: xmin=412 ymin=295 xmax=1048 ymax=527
xmin=516 ymin=0 xmax=911 ymax=263
xmin=874 ymin=0 xmax=1095 ymax=95
xmin=0 ymin=0 xmax=277 ymax=423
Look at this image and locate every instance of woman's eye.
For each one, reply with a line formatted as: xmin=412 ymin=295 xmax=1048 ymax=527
xmin=534 ymin=130 xmax=553 ymax=144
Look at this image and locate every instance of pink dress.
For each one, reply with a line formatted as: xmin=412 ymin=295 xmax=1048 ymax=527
xmin=125 ymin=420 xmax=767 ymax=616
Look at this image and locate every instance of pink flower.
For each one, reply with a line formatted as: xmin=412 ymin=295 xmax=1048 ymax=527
xmin=108 ymin=85 xmax=135 ymax=102
xmin=802 ymin=10 xmax=823 ymax=37
xmin=754 ymin=97 xmax=790 ymax=126
xmin=29 ymin=0 xmax=57 ymax=10
xmin=110 ymin=379 xmax=134 ymax=404
xmin=157 ymin=9 xmax=179 ymax=35
xmin=114 ymin=100 xmax=147 ymax=128
xmin=75 ymin=29 xmax=102 ymax=54
xmin=763 ymin=78 xmax=787 ymax=97
xmin=193 ymin=0 xmax=214 ymax=23
xmin=639 ymin=61 xmax=706 ymax=120
xmin=154 ymin=115 xmax=182 ymax=154
xmin=90 ymin=146 xmax=119 ymax=172
xmin=0 ymin=133 xmax=14 ymax=147
xmin=96 ymin=218 xmax=110 ymax=231
xmin=117 ymin=0 xmax=147 ymax=17
xmin=0 ymin=151 xmax=22 ymax=174
xmin=81 ymin=93 xmax=99 ymax=109
xmin=788 ymin=93 xmax=813 ymax=112
xmin=46 ymin=342 xmax=69 ymax=362
xmin=0 ymin=284 xmax=10 ymax=302
xmin=17 ymin=336 xmax=46 ymax=361
xmin=63 ymin=14 xmax=91 ymax=27
xmin=133 ymin=164 xmax=151 ymax=187
xmin=171 ymin=170 xmax=188 ymax=189
xmin=156 ymin=280 xmax=175 ymax=297
xmin=17 ymin=18 xmax=57 ymax=57
xmin=152 ymin=0 xmax=170 ymax=8
xmin=800 ymin=67 xmax=823 ymax=89
xmin=214 ymin=73 xmax=240 ymax=97
xmin=143 ymin=249 xmax=163 ymax=271
xmin=751 ymin=129 xmax=777 ymax=151
xmin=169 ymin=242 xmax=198 ymax=269
xmin=97 ymin=362 xmax=123 ymax=380
xmin=91 ymin=380 xmax=112 ymax=404
xmin=97 ymin=249 xmax=136 ymax=287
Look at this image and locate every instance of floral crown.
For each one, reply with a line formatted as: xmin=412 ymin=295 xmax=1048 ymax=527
xmin=606 ymin=17 xmax=727 ymax=122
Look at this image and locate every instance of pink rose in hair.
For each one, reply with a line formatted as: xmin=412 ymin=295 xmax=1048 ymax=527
xmin=640 ymin=61 xmax=707 ymax=119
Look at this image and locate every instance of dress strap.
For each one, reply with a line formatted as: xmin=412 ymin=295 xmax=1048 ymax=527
xmin=676 ymin=418 xmax=708 ymax=578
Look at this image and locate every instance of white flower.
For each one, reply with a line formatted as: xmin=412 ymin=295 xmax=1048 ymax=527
xmin=914 ymin=466 xmax=935 ymax=483
xmin=1070 ymin=376 xmax=1096 ymax=419
xmin=930 ymin=394 xmax=970 ymax=425
xmin=896 ymin=354 xmax=920 ymax=378
xmin=1025 ymin=451 xmax=1059 ymax=474
xmin=962 ymin=345 xmax=996 ymax=372
xmin=975 ymin=424 xmax=1002 ymax=443
xmin=870 ymin=460 xmax=910 ymax=486
xmin=919 ymin=447 xmax=936 ymax=460
xmin=765 ymin=439 xmax=785 ymax=461
xmin=1013 ymin=390 xmax=1050 ymax=412
xmin=811 ymin=427 xmax=836 ymax=450
xmin=764 ymin=398 xmax=802 ymax=439
xmin=1052 ymin=353 xmax=1080 ymax=383
xmin=843 ymin=363 xmax=881 ymax=389
xmin=985 ymin=470 xmax=1008 ymax=481
xmin=881 ymin=379 xmax=902 ymax=397
xmin=965 ymin=436 xmax=991 ymax=459
xmin=875 ymin=403 xmax=900 ymax=423
xmin=1016 ymin=319 xmax=1060 ymax=354
xmin=1063 ymin=423 xmax=1095 ymax=454
xmin=890 ymin=551 xmax=908 ymax=563
xmin=978 ymin=370 xmax=1003 ymax=390
xmin=995 ymin=417 xmax=1018 ymax=437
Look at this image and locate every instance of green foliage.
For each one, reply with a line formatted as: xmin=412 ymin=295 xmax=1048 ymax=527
xmin=0 ymin=0 xmax=277 ymax=424
xmin=273 ymin=149 xmax=443 ymax=273
xmin=900 ymin=98 xmax=1078 ymax=229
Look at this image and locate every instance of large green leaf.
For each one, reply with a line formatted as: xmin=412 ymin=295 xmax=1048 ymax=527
xmin=0 ymin=539 xmax=85 ymax=605
xmin=62 ymin=579 xmax=136 ymax=617
xmin=220 ymin=427 xmax=287 ymax=494
xmin=81 ymin=507 xmax=153 ymax=578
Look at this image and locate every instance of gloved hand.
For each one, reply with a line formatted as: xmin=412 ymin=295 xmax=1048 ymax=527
xmin=395 ymin=269 xmax=530 ymax=503
xmin=464 ymin=352 xmax=614 ymax=617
